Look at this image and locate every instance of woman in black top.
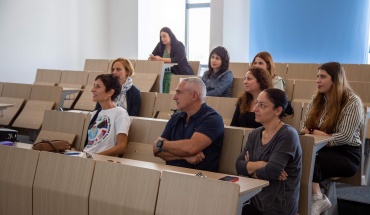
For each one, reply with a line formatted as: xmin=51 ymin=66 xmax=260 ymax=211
xmin=230 ymin=66 xmax=273 ymax=128
xmin=150 ymin=27 xmax=193 ymax=75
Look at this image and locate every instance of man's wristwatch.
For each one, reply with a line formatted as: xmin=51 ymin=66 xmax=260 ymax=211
xmin=156 ymin=140 xmax=164 ymax=153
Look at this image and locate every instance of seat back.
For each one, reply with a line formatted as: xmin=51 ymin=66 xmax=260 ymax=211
xmin=285 ymin=79 xmax=295 ymax=101
xmin=153 ymin=93 xmax=176 ymax=120
xmin=155 ymin=171 xmax=240 ymax=215
xmin=219 ymin=126 xmax=249 ymax=175
xmin=131 ymin=72 xmax=157 ymax=92
xmin=0 ymin=146 xmax=39 ymax=215
xmin=292 ymin=79 xmax=317 ymax=102
xmin=29 ymin=85 xmax=63 ymax=110
xmin=342 ymin=64 xmax=370 ymax=82
xmin=0 ymin=97 xmax=25 ymax=126
xmin=12 ymin=100 xmax=55 ymax=130
xmin=281 ymin=101 xmax=303 ymax=131
xmin=59 ymin=74 xmax=86 ymax=109
xmin=169 ymin=75 xmax=197 ymax=94
xmin=229 ymin=62 xmax=249 ymax=78
xmin=2 ymin=83 xmax=32 ymax=100
xmin=350 ymin=81 xmax=370 ymax=107
xmin=298 ymin=135 xmax=317 ymax=215
xmin=35 ymin=110 xmax=86 ymax=147
xmin=275 ymin=63 xmax=288 ymax=79
xmin=231 ymin=77 xmax=244 ymax=98
xmin=34 ymin=69 xmax=62 ymax=86
xmin=124 ymin=117 xmax=167 ymax=164
xmin=84 ymin=59 xmax=110 ymax=72
xmin=89 ymin=161 xmax=161 ymax=215
xmin=0 ymin=82 xmax=3 ymax=96
xmin=139 ymin=92 xmax=157 ymax=118
xmin=205 ymin=96 xmax=238 ymax=125
xmin=188 ymin=61 xmax=200 ymax=75
xmin=33 ymin=152 xmax=95 ymax=215
xmin=134 ymin=60 xmax=164 ymax=92
xmin=286 ymin=63 xmax=320 ymax=80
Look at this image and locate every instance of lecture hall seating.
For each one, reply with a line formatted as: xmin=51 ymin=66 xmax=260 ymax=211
xmin=0 ymin=146 xmax=39 ymax=215
xmin=33 ymin=152 xmax=95 ymax=215
xmin=155 ymin=171 xmax=240 ymax=215
xmin=34 ymin=69 xmax=62 ymax=86
xmin=89 ymin=161 xmax=161 ymax=215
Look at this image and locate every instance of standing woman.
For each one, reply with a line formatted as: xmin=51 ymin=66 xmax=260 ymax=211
xmin=236 ymin=88 xmax=301 ymax=215
xmin=95 ymin=58 xmax=141 ymax=116
xmin=230 ymin=66 xmax=273 ymax=128
xmin=150 ymin=27 xmax=193 ymax=93
xmin=300 ymin=62 xmax=364 ymax=215
xmin=84 ymin=74 xmax=131 ymax=156
xmin=201 ymin=46 xmax=233 ymax=97
xmin=252 ymin=51 xmax=285 ymax=91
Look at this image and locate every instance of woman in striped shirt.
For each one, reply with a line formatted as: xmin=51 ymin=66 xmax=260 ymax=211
xmin=300 ymin=62 xmax=364 ymax=215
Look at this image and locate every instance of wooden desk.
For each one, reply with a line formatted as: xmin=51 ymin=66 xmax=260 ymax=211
xmin=60 ymin=88 xmax=83 ymax=110
xmin=299 ymin=134 xmax=334 ymax=215
xmin=92 ymin=154 xmax=269 ymax=215
xmin=0 ymin=103 xmax=14 ymax=117
xmin=159 ymin=63 xmax=177 ymax=93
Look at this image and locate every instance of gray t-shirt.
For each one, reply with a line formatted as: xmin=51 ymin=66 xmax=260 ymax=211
xmin=236 ymin=124 xmax=302 ymax=215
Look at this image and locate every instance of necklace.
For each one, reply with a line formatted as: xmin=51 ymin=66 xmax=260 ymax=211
xmin=263 ymin=121 xmax=282 ymax=140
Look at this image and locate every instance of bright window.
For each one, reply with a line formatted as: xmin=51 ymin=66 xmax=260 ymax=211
xmin=186 ymin=1 xmax=210 ymax=65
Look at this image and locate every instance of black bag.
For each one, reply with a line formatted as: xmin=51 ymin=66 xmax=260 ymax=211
xmin=0 ymin=128 xmax=18 ymax=142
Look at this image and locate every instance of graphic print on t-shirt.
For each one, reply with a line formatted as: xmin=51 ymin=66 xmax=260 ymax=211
xmin=86 ymin=115 xmax=112 ymax=147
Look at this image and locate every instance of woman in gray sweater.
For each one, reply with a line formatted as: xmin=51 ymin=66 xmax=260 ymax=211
xmin=236 ymin=88 xmax=302 ymax=215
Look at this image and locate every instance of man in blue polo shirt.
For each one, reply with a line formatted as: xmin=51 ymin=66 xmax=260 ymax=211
xmin=153 ymin=77 xmax=224 ymax=172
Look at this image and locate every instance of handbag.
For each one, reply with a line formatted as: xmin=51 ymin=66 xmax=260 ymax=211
xmin=32 ymin=139 xmax=72 ymax=153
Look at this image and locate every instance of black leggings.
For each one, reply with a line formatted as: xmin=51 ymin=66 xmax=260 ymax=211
xmin=313 ymin=145 xmax=360 ymax=183
xmin=242 ymin=200 xmax=263 ymax=215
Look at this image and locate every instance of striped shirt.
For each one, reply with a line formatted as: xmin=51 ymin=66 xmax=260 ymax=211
xmin=301 ymin=94 xmax=364 ymax=146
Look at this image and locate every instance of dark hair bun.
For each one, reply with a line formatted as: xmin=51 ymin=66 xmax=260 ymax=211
xmin=284 ymin=101 xmax=294 ymax=116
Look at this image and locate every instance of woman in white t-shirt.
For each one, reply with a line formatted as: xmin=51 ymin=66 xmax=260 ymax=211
xmin=251 ymin=51 xmax=285 ymax=91
xmin=83 ymin=74 xmax=131 ymax=156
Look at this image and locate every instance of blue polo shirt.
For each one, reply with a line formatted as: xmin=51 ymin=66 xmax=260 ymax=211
xmin=161 ymin=103 xmax=224 ymax=172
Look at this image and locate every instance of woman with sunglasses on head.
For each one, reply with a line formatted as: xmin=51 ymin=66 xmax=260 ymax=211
xmin=95 ymin=58 xmax=141 ymax=116
xmin=236 ymin=88 xmax=301 ymax=215
xmin=84 ymin=74 xmax=131 ymax=156
xmin=201 ymin=46 xmax=233 ymax=97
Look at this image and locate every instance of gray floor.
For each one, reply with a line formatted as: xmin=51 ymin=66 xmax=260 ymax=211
xmin=337 ymin=183 xmax=370 ymax=204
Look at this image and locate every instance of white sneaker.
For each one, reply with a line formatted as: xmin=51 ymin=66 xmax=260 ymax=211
xmin=311 ymin=194 xmax=332 ymax=215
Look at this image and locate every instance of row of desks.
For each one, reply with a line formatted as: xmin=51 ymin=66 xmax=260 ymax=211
xmin=14 ymin=133 xmax=334 ymax=215
xmin=13 ymin=142 xmax=267 ymax=215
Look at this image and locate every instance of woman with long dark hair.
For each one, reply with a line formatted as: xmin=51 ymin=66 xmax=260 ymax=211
xmin=301 ymin=62 xmax=364 ymax=215
xmin=150 ymin=27 xmax=193 ymax=93
xmin=201 ymin=46 xmax=233 ymax=97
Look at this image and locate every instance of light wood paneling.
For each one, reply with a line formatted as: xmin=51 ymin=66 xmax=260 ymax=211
xmin=89 ymin=161 xmax=161 ymax=215
xmin=0 ymin=97 xmax=25 ymax=126
xmin=156 ymin=171 xmax=240 ymax=215
xmin=33 ymin=152 xmax=95 ymax=215
xmin=0 ymin=145 xmax=39 ymax=215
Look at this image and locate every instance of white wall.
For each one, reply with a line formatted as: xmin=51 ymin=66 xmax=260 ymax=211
xmin=210 ymin=0 xmax=250 ymax=62
xmin=109 ymin=0 xmax=138 ymax=59
xmin=0 ymin=0 xmax=108 ymax=83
